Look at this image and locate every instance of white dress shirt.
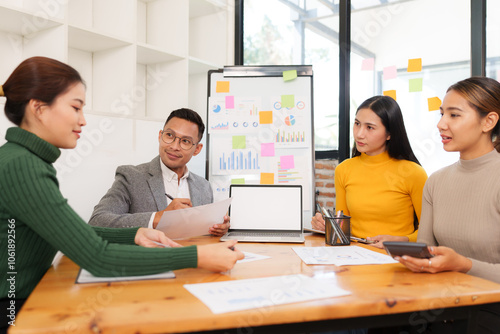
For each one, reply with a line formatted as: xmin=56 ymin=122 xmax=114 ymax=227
xmin=147 ymin=160 xmax=191 ymax=228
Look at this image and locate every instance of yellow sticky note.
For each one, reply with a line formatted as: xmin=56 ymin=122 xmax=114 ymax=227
xmin=407 ymin=58 xmax=422 ymax=72
xmin=281 ymin=95 xmax=294 ymax=108
xmin=260 ymin=173 xmax=274 ymax=185
xmin=383 ymin=90 xmax=397 ymax=101
xmin=427 ymin=97 xmax=442 ymax=111
xmin=259 ymin=111 xmax=273 ymax=124
xmin=232 ymin=135 xmax=246 ymax=149
xmin=231 ymin=178 xmax=245 ymax=184
xmin=216 ymin=81 xmax=230 ymax=93
xmin=409 ymin=78 xmax=423 ymax=92
xmin=283 ymin=70 xmax=297 ymax=82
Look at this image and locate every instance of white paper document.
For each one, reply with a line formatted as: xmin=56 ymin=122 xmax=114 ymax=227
xmin=184 ymin=274 xmax=350 ymax=314
xmin=293 ymin=246 xmax=398 ymax=266
xmin=155 ymin=198 xmax=232 ymax=239
xmin=76 ymin=269 xmax=175 ymax=284
xmin=237 ymin=251 xmax=271 ymax=263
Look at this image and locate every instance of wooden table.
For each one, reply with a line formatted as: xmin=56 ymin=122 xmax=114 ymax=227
xmin=10 ymin=234 xmax=500 ymax=333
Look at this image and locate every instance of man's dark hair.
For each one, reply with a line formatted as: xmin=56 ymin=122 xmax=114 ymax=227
xmin=165 ymin=108 xmax=205 ymax=141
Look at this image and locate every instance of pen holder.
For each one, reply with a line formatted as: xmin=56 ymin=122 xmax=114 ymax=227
xmin=324 ymin=215 xmax=351 ymax=246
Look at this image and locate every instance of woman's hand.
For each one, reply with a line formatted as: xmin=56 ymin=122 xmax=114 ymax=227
xmin=366 ymin=235 xmax=409 ymax=249
xmin=395 ymin=246 xmax=472 ymax=274
xmin=209 ymin=215 xmax=230 ymax=236
xmin=197 ymin=240 xmax=244 ymax=272
xmin=134 ymin=228 xmax=182 ymax=248
xmin=311 ymin=212 xmax=326 ymax=231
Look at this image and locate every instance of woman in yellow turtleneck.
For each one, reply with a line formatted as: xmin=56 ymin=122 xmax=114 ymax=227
xmin=312 ymin=96 xmax=427 ymax=248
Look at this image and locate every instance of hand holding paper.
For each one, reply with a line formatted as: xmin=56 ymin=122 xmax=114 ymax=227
xmin=155 ymin=198 xmax=232 ymax=239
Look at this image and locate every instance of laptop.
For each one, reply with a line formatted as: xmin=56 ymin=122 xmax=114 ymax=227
xmin=220 ymin=184 xmax=305 ymax=243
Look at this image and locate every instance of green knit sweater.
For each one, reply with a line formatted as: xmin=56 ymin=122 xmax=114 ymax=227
xmin=0 ymin=127 xmax=197 ymax=299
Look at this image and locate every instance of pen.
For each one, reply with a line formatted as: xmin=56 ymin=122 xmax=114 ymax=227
xmin=151 ymin=240 xmax=172 ymax=248
xmin=165 ymin=193 xmax=174 ymax=201
xmin=322 ymin=206 xmax=349 ymax=244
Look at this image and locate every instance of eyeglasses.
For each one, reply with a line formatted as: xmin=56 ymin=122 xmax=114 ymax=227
xmin=160 ymin=130 xmax=198 ymax=150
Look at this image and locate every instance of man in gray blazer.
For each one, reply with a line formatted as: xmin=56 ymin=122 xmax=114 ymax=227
xmin=89 ymin=108 xmax=229 ymax=236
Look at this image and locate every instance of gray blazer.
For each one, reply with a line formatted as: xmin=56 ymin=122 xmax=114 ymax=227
xmin=88 ymin=156 xmax=213 ymax=228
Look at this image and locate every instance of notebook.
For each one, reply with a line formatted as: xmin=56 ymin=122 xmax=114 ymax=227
xmin=220 ymin=185 xmax=305 ymax=243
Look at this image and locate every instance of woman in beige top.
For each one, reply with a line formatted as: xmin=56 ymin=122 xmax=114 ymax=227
xmin=398 ymin=76 xmax=500 ymax=334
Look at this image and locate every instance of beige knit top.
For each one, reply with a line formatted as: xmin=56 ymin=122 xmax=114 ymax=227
xmin=418 ymin=149 xmax=500 ymax=283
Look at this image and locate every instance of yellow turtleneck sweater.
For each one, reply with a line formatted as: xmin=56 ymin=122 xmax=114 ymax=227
xmin=334 ymin=151 xmax=427 ymax=242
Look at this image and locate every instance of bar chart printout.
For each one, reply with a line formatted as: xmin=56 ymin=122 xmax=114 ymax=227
xmin=218 ymin=150 xmax=260 ymax=172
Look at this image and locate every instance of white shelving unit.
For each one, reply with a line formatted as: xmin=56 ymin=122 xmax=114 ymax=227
xmin=0 ymin=0 xmax=234 ymax=221
xmin=0 ymin=0 xmax=232 ymax=120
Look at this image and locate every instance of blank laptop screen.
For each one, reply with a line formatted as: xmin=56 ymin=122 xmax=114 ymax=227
xmin=229 ymin=185 xmax=302 ymax=231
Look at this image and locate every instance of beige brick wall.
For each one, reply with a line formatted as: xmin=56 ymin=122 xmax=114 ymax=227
xmin=314 ymin=159 xmax=338 ymax=211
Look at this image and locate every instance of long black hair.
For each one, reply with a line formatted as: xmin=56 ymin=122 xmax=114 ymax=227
xmin=351 ymin=95 xmax=421 ymax=165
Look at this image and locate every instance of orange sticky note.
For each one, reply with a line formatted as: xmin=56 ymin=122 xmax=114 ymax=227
xmin=427 ymin=97 xmax=442 ymax=111
xmin=408 ymin=58 xmax=422 ymax=72
xmin=260 ymin=173 xmax=274 ymax=185
xmin=383 ymin=90 xmax=397 ymax=101
xmin=216 ymin=81 xmax=230 ymax=93
xmin=259 ymin=111 xmax=273 ymax=124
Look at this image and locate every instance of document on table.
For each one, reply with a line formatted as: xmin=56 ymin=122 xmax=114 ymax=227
xmin=76 ymin=269 xmax=175 ymax=284
xmin=156 ymin=197 xmax=232 ymax=239
xmin=184 ymin=274 xmax=350 ymax=314
xmin=238 ymin=252 xmax=271 ymax=263
xmin=293 ymin=246 xmax=398 ymax=266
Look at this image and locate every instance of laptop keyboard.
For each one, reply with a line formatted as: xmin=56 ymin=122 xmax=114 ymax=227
xmin=228 ymin=232 xmax=299 ymax=237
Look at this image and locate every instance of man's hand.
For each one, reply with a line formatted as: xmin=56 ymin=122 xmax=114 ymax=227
xmin=209 ymin=215 xmax=230 ymax=236
xmin=153 ymin=198 xmax=193 ymax=228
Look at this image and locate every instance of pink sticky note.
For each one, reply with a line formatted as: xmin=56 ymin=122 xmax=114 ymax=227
xmin=361 ymin=58 xmax=374 ymax=71
xmin=261 ymin=143 xmax=275 ymax=157
xmin=225 ymin=96 xmax=234 ymax=109
xmin=280 ymin=155 xmax=295 ymax=169
xmin=383 ymin=66 xmax=397 ymax=80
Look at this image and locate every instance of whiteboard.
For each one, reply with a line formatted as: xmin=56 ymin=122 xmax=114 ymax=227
xmin=206 ymin=66 xmax=315 ymax=225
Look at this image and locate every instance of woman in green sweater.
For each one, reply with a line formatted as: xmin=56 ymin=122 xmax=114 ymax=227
xmin=0 ymin=57 xmax=243 ymax=329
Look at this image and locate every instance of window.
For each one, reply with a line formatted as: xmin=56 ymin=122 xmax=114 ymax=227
xmin=487 ymin=0 xmax=500 ymax=80
xmin=350 ymin=0 xmax=469 ymax=174
xmin=243 ymin=0 xmax=340 ymax=151
xmin=242 ymin=0 xmax=490 ymax=174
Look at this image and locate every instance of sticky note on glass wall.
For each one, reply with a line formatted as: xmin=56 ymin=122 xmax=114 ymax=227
xmin=260 ymin=173 xmax=274 ymax=185
xmin=259 ymin=111 xmax=273 ymax=124
xmin=225 ymin=96 xmax=234 ymax=109
xmin=281 ymin=95 xmax=295 ymax=108
xmin=216 ymin=81 xmax=230 ymax=93
xmin=232 ymin=135 xmax=246 ymax=149
xmin=283 ymin=70 xmax=297 ymax=82
xmin=231 ymin=178 xmax=245 ymax=184
xmin=383 ymin=90 xmax=397 ymax=101
xmin=427 ymin=97 xmax=442 ymax=111
xmin=280 ymin=155 xmax=295 ymax=169
xmin=407 ymin=58 xmax=422 ymax=72
xmin=383 ymin=66 xmax=397 ymax=80
xmin=261 ymin=143 xmax=275 ymax=157
xmin=409 ymin=78 xmax=423 ymax=92
xmin=361 ymin=58 xmax=374 ymax=71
